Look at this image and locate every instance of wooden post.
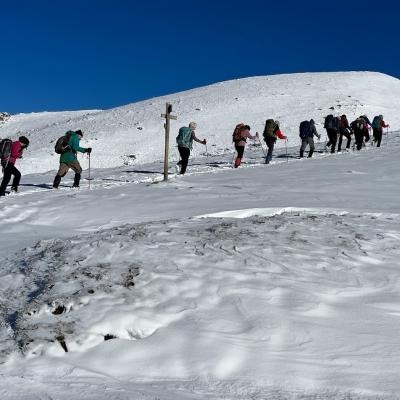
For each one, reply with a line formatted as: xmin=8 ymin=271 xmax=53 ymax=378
xmin=161 ymin=102 xmax=177 ymax=181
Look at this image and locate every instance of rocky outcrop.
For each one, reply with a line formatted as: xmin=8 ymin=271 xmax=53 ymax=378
xmin=0 ymin=112 xmax=10 ymax=122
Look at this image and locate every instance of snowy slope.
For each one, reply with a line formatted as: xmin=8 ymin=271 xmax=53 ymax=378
xmin=1 ymin=130 xmax=400 ymax=399
xmin=1 ymin=71 xmax=400 ymax=175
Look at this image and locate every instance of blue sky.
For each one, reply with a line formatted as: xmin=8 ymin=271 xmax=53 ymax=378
xmin=1 ymin=0 xmax=398 ymax=113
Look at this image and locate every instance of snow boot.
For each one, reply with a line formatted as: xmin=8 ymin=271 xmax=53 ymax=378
xmin=53 ymin=175 xmax=62 ymax=189
xmin=308 ymin=150 xmax=314 ymax=158
xmin=73 ymin=173 xmax=81 ymax=188
xmin=300 ymin=150 xmax=304 ymax=158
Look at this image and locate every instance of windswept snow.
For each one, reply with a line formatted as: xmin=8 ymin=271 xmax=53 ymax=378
xmin=1 ymin=72 xmax=400 ymax=399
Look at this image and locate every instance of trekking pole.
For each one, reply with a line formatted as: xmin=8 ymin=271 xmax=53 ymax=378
xmin=257 ymin=134 xmax=267 ymax=158
xmin=285 ymin=139 xmax=288 ymax=163
xmin=88 ymin=152 xmax=91 ymax=189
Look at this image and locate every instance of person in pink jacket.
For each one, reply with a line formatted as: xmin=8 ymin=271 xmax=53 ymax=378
xmin=232 ymin=124 xmax=258 ymax=168
xmin=0 ymin=136 xmax=30 ymax=196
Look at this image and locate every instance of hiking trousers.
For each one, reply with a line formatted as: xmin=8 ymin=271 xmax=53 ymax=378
xmin=234 ymin=144 xmax=245 ymax=168
xmin=373 ymin=128 xmax=383 ymax=147
xmin=178 ymin=146 xmax=190 ymax=174
xmin=53 ymin=160 xmax=83 ymax=188
xmin=338 ymin=129 xmax=351 ymax=151
xmin=264 ymin=137 xmax=275 ymax=163
xmin=326 ymin=129 xmax=338 ymax=153
xmin=300 ymin=137 xmax=315 ymax=157
xmin=0 ymin=163 xmax=21 ymax=195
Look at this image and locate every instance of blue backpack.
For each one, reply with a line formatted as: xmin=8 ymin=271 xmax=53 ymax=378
xmin=299 ymin=121 xmax=311 ymax=139
xmin=176 ymin=127 xmax=193 ymax=149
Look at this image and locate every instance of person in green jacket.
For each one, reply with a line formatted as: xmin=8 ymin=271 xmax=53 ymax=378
xmin=53 ymin=130 xmax=91 ymax=188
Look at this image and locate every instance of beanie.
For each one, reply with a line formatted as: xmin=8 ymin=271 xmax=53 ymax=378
xmin=19 ymin=136 xmax=30 ymax=146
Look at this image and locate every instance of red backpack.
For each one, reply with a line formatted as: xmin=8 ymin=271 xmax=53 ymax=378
xmin=232 ymin=123 xmax=245 ymax=142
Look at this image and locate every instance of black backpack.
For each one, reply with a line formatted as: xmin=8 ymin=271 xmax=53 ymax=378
xmin=324 ymin=115 xmax=335 ymax=129
xmin=0 ymin=138 xmax=12 ymax=167
xmin=299 ymin=121 xmax=311 ymax=139
xmin=55 ymin=131 xmax=73 ymax=154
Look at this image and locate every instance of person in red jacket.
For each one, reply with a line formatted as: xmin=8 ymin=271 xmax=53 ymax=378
xmin=0 ymin=136 xmax=30 ymax=196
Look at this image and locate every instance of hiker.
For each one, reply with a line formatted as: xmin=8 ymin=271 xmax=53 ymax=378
xmin=53 ymin=130 xmax=91 ymax=188
xmin=299 ymin=119 xmax=321 ymax=158
xmin=0 ymin=136 xmax=30 ymax=196
xmin=350 ymin=117 xmax=369 ymax=150
xmin=372 ymin=115 xmax=389 ymax=147
xmin=263 ymin=119 xmax=286 ymax=164
xmin=359 ymin=115 xmax=372 ymax=143
xmin=232 ymin=124 xmax=258 ymax=168
xmin=176 ymin=122 xmax=206 ymax=174
xmin=337 ymin=114 xmax=352 ymax=152
xmin=324 ymin=114 xmax=340 ymax=153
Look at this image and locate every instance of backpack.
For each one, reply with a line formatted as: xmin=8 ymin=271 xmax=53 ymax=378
xmin=263 ymin=119 xmax=276 ymax=139
xmin=176 ymin=127 xmax=193 ymax=148
xmin=324 ymin=114 xmax=335 ymax=129
xmin=299 ymin=121 xmax=311 ymax=139
xmin=339 ymin=115 xmax=348 ymax=129
xmin=372 ymin=116 xmax=381 ymax=129
xmin=55 ymin=131 xmax=73 ymax=154
xmin=0 ymin=138 xmax=12 ymax=167
xmin=351 ymin=118 xmax=365 ymax=132
xmin=232 ymin=124 xmax=245 ymax=142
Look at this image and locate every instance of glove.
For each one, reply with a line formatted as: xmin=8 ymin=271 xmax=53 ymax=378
xmin=86 ymin=148 xmax=92 ymax=154
xmin=255 ymin=132 xmax=259 ymax=137
xmin=202 ymin=139 xmax=207 ymax=145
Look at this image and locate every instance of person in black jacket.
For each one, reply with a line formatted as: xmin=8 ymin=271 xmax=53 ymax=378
xmin=337 ymin=114 xmax=352 ymax=152
xmin=324 ymin=115 xmax=340 ymax=153
xmin=299 ymin=119 xmax=321 ymax=158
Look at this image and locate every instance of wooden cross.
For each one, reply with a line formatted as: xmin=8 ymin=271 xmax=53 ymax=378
xmin=161 ymin=102 xmax=177 ymax=181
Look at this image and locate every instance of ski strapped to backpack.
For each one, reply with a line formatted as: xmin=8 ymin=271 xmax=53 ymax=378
xmin=0 ymin=138 xmax=12 ymax=168
xmin=55 ymin=131 xmax=74 ymax=154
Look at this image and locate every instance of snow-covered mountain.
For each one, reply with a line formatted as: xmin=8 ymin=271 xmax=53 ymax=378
xmin=1 ymin=71 xmax=399 ymax=174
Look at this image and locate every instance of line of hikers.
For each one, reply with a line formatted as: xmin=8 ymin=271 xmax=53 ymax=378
xmin=0 ymin=114 xmax=391 ymax=195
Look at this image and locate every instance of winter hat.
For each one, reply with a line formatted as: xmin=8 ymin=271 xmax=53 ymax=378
xmin=310 ymin=119 xmax=315 ymax=124
xmin=19 ymin=136 xmax=30 ymax=146
xmin=75 ymin=129 xmax=83 ymax=136
xmin=189 ymin=122 xmax=197 ymax=130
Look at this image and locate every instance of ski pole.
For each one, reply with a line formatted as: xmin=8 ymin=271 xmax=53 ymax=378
xmin=205 ymin=143 xmax=209 ymax=157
